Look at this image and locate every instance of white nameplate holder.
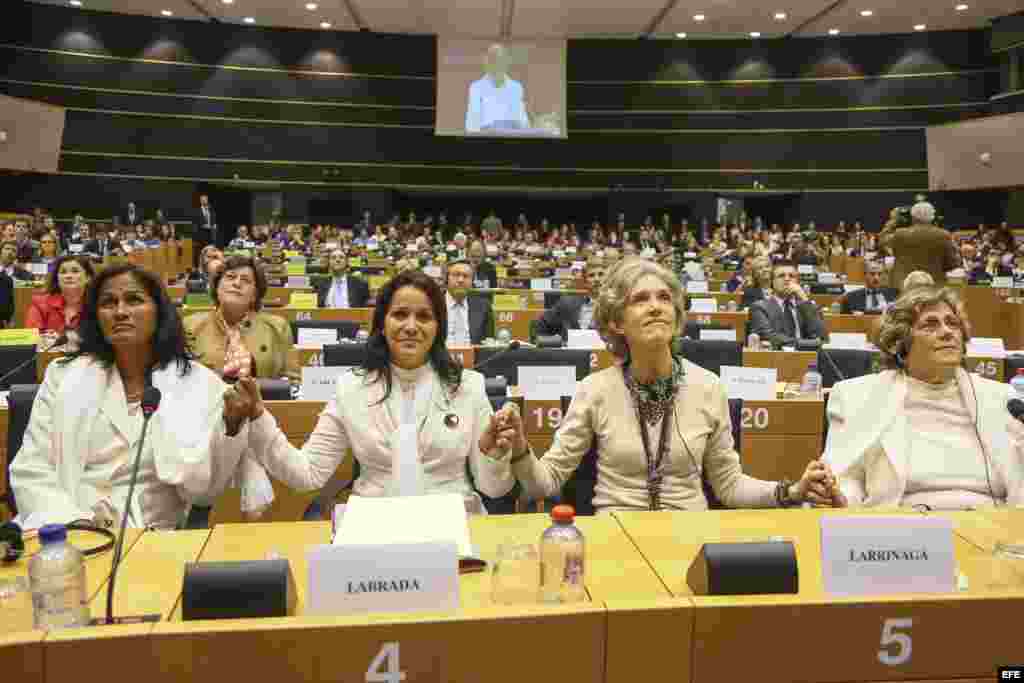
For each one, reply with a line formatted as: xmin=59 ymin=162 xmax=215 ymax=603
xmin=797 ymin=264 xmax=815 ymax=275
xmin=519 ymin=365 xmax=576 ymax=400
xmin=301 ymin=366 xmax=351 ymax=401
xmin=306 ymin=541 xmax=459 ymax=616
xmin=686 ymin=280 xmax=709 ymax=294
xmin=967 ymin=337 xmax=1005 ymax=356
xmin=690 ymin=298 xmax=717 ymax=313
xmin=423 ymin=265 xmax=442 ymax=278
xmin=820 ymin=516 xmax=955 ymax=597
xmin=719 ymin=366 xmax=777 ymax=401
xmin=287 ymin=276 xmax=310 ymax=288
xmin=531 ymin=278 xmax=552 ymax=291
xmin=566 ymin=329 xmax=605 ymax=349
xmin=827 ymin=333 xmax=868 ymax=349
xmin=297 ymin=327 xmax=340 ymax=346
xmin=700 ymin=328 xmax=737 ymax=342
xmin=992 ymin=276 xmax=1013 ymax=289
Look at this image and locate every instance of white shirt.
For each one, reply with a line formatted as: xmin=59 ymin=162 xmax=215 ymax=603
xmin=446 ymin=292 xmax=471 ymax=345
xmin=326 ymin=276 xmax=350 ymax=308
xmin=465 ymin=76 xmax=529 ymax=133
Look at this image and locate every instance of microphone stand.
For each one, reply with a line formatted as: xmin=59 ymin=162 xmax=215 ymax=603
xmin=0 ymin=334 xmax=67 ymax=389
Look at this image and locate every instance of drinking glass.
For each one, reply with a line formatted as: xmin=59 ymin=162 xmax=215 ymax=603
xmin=491 ymin=543 xmax=540 ymax=605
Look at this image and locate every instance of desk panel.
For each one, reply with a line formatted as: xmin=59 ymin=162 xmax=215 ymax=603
xmin=0 ymin=632 xmax=44 ymax=683
xmin=743 ymin=350 xmax=817 ymax=382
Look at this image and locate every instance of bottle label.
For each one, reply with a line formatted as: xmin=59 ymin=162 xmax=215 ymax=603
xmin=563 ymin=554 xmax=584 ymax=585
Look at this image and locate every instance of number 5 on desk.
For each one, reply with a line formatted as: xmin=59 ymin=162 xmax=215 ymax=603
xmin=367 ymin=642 xmax=406 ymax=682
xmin=878 ymin=618 xmax=913 ymax=666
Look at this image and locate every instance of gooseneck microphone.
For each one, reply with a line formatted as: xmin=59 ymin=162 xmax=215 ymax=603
xmin=104 ymin=385 xmax=161 ymax=625
xmin=472 ymin=339 xmax=521 ymax=373
xmin=0 ymin=333 xmax=68 ymax=389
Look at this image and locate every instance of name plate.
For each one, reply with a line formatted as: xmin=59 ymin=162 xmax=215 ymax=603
xmin=690 ymin=298 xmax=717 ymax=313
xmin=992 ymin=276 xmax=1013 ymax=289
xmin=289 ymin=291 xmax=317 ymax=308
xmin=531 ymin=278 xmax=552 ymax=291
xmin=567 ymin=329 xmax=604 ymax=349
xmin=798 ymin=264 xmax=815 ymax=274
xmin=301 ymin=366 xmax=350 ymax=401
xmin=967 ymin=336 xmax=1006 ymax=356
xmin=519 ymin=364 xmax=576 ymax=400
xmin=493 ymin=293 xmax=522 ymax=309
xmin=686 ymin=281 xmax=709 ymax=294
xmin=0 ymin=328 xmax=40 ymax=346
xmin=29 ymin=262 xmax=49 ymax=276
xmin=297 ymin=327 xmax=339 ymax=346
xmin=699 ymin=328 xmax=737 ymax=342
xmin=827 ymin=332 xmax=868 ymax=349
xmin=720 ymin=366 xmax=777 ymax=401
xmin=820 ymin=516 xmax=955 ymax=597
xmin=307 ymin=542 xmax=459 ymax=616
xmin=423 ymin=265 xmax=442 ymax=278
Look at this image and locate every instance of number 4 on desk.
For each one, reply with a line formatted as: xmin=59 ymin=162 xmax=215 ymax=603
xmin=878 ymin=618 xmax=913 ymax=666
xmin=367 ymin=642 xmax=406 ymax=683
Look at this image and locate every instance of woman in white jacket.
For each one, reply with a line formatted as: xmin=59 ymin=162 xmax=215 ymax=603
xmin=11 ymin=263 xmax=256 ymax=529
xmin=824 ymin=286 xmax=1023 ymax=510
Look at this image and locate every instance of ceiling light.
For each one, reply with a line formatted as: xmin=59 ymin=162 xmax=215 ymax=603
xmin=305 ymin=3 xmax=318 ymax=9
xmin=243 ymin=16 xmax=255 ymax=23
xmin=693 ymin=14 xmax=705 ymax=21
xmin=774 ymin=12 xmax=787 ymax=20
xmin=69 ymin=0 xmax=82 ymax=6
xmin=914 ymin=24 xmax=926 ymax=30
xmin=320 ymin=21 xmax=332 ymax=28
xmin=828 ymin=28 xmax=840 ymax=35
xmin=860 ymin=9 xmax=873 ymax=16
xmin=750 ymin=31 xmax=761 ymax=38
xmin=676 ymin=32 xmax=687 ymax=38
xmin=161 ymin=9 xmax=173 ymax=16
xmin=221 ymin=0 xmax=233 ymax=4
xmin=955 ymin=3 xmax=968 ymax=9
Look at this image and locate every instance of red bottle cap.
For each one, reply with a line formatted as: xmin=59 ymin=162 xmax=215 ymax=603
xmin=551 ymin=504 xmax=575 ymax=523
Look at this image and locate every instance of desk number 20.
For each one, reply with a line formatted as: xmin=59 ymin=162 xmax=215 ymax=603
xmin=878 ymin=618 xmax=913 ymax=666
xmin=367 ymin=642 xmax=406 ymax=682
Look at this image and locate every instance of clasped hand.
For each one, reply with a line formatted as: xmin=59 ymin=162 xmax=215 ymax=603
xmin=793 ymin=460 xmax=848 ymax=507
xmin=222 ymin=376 xmax=265 ymax=435
xmin=479 ymin=402 xmax=528 ymax=458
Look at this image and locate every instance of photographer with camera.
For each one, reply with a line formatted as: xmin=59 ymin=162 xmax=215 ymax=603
xmin=879 ymin=201 xmax=959 ymax=291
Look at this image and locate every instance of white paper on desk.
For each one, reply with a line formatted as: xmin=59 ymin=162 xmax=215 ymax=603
xmin=297 ymin=327 xmax=339 ymax=346
xmin=720 ymin=366 xmax=777 ymax=401
xmin=531 ymin=278 xmax=552 ymax=291
xmin=287 ymin=276 xmax=309 ymax=288
xmin=818 ymin=272 xmax=839 ymax=284
xmin=798 ymin=264 xmax=815 ymax=275
xmin=567 ymin=329 xmax=605 ymax=349
xmin=843 ymin=284 xmax=864 ymax=294
xmin=335 ymin=493 xmax=474 ymax=558
xmin=827 ymin=333 xmax=867 ymax=349
xmin=967 ymin=337 xmax=1005 ymax=355
xmin=700 ymin=328 xmax=737 ymax=342
xmin=29 ymin=263 xmax=48 ymax=276
xmin=519 ymin=364 xmax=576 ymax=400
xmin=301 ymin=366 xmax=350 ymax=401
xmin=423 ymin=265 xmax=441 ymax=278
xmin=685 ymin=262 xmax=705 ymax=280
xmin=690 ymin=298 xmax=717 ymax=313
xmin=821 ymin=516 xmax=955 ymax=597
xmin=686 ymin=281 xmax=709 ymax=294
xmin=992 ymin=276 xmax=1013 ymax=289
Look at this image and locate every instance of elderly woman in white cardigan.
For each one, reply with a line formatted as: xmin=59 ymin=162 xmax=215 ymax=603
xmin=824 ymin=286 xmax=1024 ymax=510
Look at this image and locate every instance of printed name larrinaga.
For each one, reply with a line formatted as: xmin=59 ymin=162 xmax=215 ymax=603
xmin=347 ymin=579 xmax=423 ymax=594
xmin=848 ymin=549 xmax=929 ymax=562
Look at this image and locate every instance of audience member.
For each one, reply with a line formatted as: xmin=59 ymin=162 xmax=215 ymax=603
xmin=749 ymin=260 xmax=827 ymax=348
xmin=316 ymin=248 xmax=371 ymax=308
xmin=841 ymin=261 xmax=897 ymax=314
xmin=445 ymin=259 xmax=493 ymax=344
xmin=26 ymin=254 xmax=95 ymax=338
xmin=534 ymin=263 xmax=605 ymax=342
xmin=881 ymin=201 xmax=959 ymax=289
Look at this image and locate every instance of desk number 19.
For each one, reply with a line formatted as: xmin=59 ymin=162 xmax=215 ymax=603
xmin=367 ymin=642 xmax=406 ymax=682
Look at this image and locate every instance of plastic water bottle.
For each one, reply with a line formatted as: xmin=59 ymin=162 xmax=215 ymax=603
xmin=1012 ymin=368 xmax=1024 ymax=398
xmin=28 ymin=524 xmax=90 ymax=629
xmin=747 ymin=333 xmax=760 ymax=350
xmin=540 ymin=505 xmax=586 ymax=604
xmin=800 ymin=361 xmax=823 ymax=397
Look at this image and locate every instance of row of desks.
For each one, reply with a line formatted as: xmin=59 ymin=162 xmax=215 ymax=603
xmin=3 ymin=508 xmax=1021 ymax=683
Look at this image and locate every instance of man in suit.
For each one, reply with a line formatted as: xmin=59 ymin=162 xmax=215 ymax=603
xmin=446 ymin=259 xmax=493 ymax=345
xmin=468 ymin=239 xmax=498 ymax=289
xmin=193 ymin=194 xmax=217 ymax=266
xmin=316 ymin=248 xmax=370 ymax=308
xmin=0 ymin=241 xmax=35 ymax=282
xmin=534 ymin=263 xmax=605 ymax=342
xmin=124 ymin=201 xmax=140 ymax=227
xmin=880 ymin=201 xmax=959 ymax=289
xmin=841 ymin=261 xmax=898 ymax=314
xmin=750 ymin=260 xmax=827 ymax=348
xmin=0 ymin=269 xmax=13 ymax=327
xmin=83 ymin=226 xmax=121 ymax=258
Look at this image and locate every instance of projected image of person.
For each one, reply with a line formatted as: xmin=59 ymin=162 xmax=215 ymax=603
xmin=465 ymin=44 xmax=530 ymax=133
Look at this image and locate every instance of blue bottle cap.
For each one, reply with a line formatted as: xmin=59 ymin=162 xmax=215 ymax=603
xmin=38 ymin=524 xmax=67 ymax=544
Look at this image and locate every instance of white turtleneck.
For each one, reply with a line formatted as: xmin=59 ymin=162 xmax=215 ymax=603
xmin=902 ymin=374 xmax=1005 ymax=509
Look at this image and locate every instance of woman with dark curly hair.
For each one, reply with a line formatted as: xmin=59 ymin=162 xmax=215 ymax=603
xmin=232 ymin=269 xmax=515 ymax=504
xmin=11 ymin=263 xmax=256 ymax=529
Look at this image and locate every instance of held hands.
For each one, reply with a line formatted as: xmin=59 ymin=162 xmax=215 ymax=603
xmin=222 ymin=376 xmax=265 ymax=435
xmin=792 ymin=460 xmax=848 ymax=507
xmin=479 ymin=402 xmax=528 ymax=459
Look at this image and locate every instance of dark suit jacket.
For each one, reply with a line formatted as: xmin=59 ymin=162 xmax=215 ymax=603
xmin=194 ymin=205 xmax=218 ymax=242
xmin=739 ymin=286 xmax=767 ymax=310
xmin=124 ymin=206 xmax=141 ymax=226
xmin=316 ymin=275 xmax=371 ymax=309
xmin=450 ymin=294 xmax=495 ymax=345
xmin=473 ymin=261 xmax=498 ymax=289
xmin=0 ymin=272 xmax=13 ymax=326
xmin=749 ymin=297 xmax=827 ymax=348
xmin=2 ymin=265 xmax=35 ymax=282
xmin=841 ymin=287 xmax=899 ymax=314
xmin=83 ymin=238 xmax=122 ymax=257
xmin=882 ymin=223 xmax=959 ymax=289
xmin=536 ymin=295 xmax=587 ymax=341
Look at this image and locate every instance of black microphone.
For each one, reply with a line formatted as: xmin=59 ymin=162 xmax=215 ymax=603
xmin=104 ymin=385 xmax=161 ymax=625
xmin=818 ymin=346 xmax=847 ymax=387
xmin=472 ymin=339 xmax=521 ymax=373
xmin=0 ymin=333 xmax=68 ymax=390
xmin=1008 ymin=398 xmax=1024 ymax=423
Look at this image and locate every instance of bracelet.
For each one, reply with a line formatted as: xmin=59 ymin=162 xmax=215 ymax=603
xmin=775 ymin=479 xmax=799 ymax=508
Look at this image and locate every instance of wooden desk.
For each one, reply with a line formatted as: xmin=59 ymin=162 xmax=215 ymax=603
xmin=743 ymin=349 xmax=817 ymax=382
xmin=739 ymin=399 xmax=825 ymax=480
xmin=181 ymin=306 xmax=373 ymax=328
xmin=685 ymin=311 xmax=748 ymax=341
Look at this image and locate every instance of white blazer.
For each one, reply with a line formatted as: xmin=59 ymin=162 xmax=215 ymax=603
xmin=823 ymin=368 xmax=1024 ymax=507
xmin=247 ymin=367 xmax=514 ymax=499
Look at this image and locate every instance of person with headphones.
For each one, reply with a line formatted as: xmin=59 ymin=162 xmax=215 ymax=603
xmin=823 ymin=286 xmax=1024 ymax=509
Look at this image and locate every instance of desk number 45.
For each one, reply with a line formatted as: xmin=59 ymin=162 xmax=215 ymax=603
xmin=878 ymin=618 xmax=913 ymax=666
xmin=367 ymin=642 xmax=406 ymax=682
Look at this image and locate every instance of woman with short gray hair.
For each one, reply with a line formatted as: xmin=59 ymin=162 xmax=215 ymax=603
xmin=482 ymin=257 xmax=828 ymax=512
xmin=825 ymin=286 xmax=1023 ymax=509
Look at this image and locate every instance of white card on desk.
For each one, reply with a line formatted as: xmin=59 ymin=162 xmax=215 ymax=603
xmin=29 ymin=263 xmax=48 ymax=276
xmin=686 ymin=281 xmax=709 ymax=294
xmin=827 ymin=333 xmax=867 ymax=349
xmin=567 ymin=329 xmax=604 ymax=349
xmin=992 ymin=276 xmax=1013 ymax=289
xmin=700 ymin=328 xmax=737 ymax=341
xmin=335 ymin=493 xmax=474 ymax=558
xmin=843 ymin=284 xmax=864 ymax=294
xmin=531 ymin=278 xmax=552 ymax=290
xmin=519 ymin=364 xmax=576 ymax=400
xmin=690 ymin=298 xmax=717 ymax=313
xmin=821 ymin=516 xmax=955 ymax=597
xmin=307 ymin=541 xmax=459 ymax=616
xmin=818 ymin=272 xmax=839 ymax=284
xmin=297 ymin=327 xmax=339 ymax=346
xmin=967 ymin=337 xmax=1005 ymax=355
xmin=798 ymin=264 xmax=815 ymax=274
xmin=720 ymin=366 xmax=777 ymax=401
xmin=287 ymin=276 xmax=309 ymax=288
xmin=423 ymin=265 xmax=442 ymax=278
xmin=301 ymin=366 xmax=350 ymax=401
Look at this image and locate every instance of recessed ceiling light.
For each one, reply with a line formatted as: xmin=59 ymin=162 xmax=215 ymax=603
xmin=914 ymin=23 xmax=926 ymax=30
xmin=828 ymin=28 xmax=840 ymax=35
xmin=750 ymin=31 xmax=761 ymax=38
xmin=161 ymin=9 xmax=173 ymax=16
xmin=243 ymin=16 xmax=255 ymax=23
xmin=305 ymin=3 xmax=318 ymax=10
xmin=955 ymin=3 xmax=968 ymax=9
xmin=69 ymin=0 xmax=82 ymax=6
xmin=320 ymin=21 xmax=332 ymax=28
xmin=676 ymin=32 xmax=687 ymax=38
xmin=774 ymin=12 xmax=787 ymax=20
xmin=221 ymin=0 xmax=233 ymax=4
xmin=860 ymin=9 xmax=873 ymax=16
xmin=693 ymin=14 xmax=705 ymax=21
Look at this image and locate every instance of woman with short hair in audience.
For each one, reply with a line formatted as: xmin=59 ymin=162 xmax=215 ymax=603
xmin=27 ymin=254 xmax=95 ymax=340
xmin=902 ymin=270 xmax=934 ymax=291
xmin=11 ymin=263 xmax=255 ymax=528
xmin=824 ymin=286 xmax=1023 ymax=509
xmin=226 ymin=270 xmax=516 ymax=506
xmin=484 ymin=257 xmax=829 ymax=512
